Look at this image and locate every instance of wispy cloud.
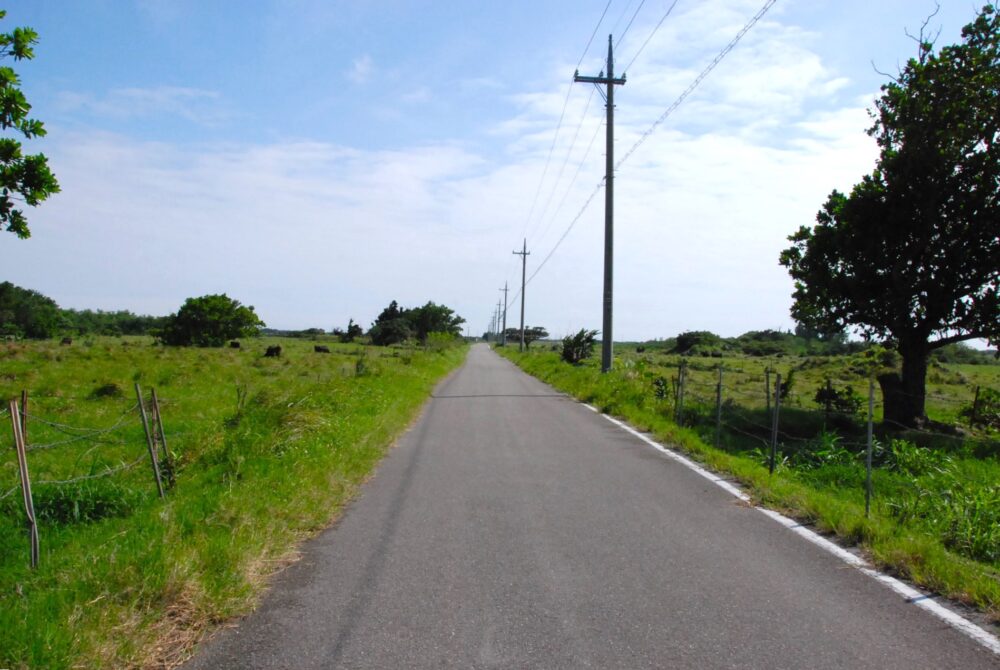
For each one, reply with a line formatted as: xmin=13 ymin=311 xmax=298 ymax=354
xmin=347 ymin=55 xmax=374 ymax=84
xmin=55 ymin=86 xmax=229 ymax=125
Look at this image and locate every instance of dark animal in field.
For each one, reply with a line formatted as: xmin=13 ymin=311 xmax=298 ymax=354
xmin=264 ymin=345 xmax=282 ymax=358
xmin=60 ymin=337 xmax=72 ymax=346
xmin=229 ymin=341 xmax=241 ymax=349
xmin=314 ymin=345 xmax=331 ymax=353
xmin=636 ymin=346 xmax=646 ymax=353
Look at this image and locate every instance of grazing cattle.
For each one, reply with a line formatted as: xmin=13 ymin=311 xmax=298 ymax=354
xmin=264 ymin=345 xmax=282 ymax=358
xmin=229 ymin=341 xmax=241 ymax=349
xmin=314 ymin=345 xmax=331 ymax=353
xmin=60 ymin=337 xmax=73 ymax=346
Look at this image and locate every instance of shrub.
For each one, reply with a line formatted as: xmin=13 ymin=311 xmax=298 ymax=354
xmin=561 ymin=329 xmax=598 ymax=365
xmin=159 ymin=294 xmax=264 ymax=347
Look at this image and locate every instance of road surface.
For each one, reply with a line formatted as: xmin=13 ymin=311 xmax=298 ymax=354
xmin=185 ymin=344 xmax=998 ymax=669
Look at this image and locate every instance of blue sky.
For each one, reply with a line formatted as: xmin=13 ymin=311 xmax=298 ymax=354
xmin=0 ymin=0 xmax=985 ymax=339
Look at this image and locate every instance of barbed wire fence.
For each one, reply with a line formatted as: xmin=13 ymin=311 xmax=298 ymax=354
xmin=645 ymin=358 xmax=997 ymax=518
xmin=2 ymin=384 xmax=174 ymax=568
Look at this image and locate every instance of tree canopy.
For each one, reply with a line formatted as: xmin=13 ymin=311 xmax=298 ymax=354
xmin=0 ymin=11 xmax=59 ymax=239
xmin=0 ymin=280 xmax=61 ymax=338
xmin=159 ymin=294 xmax=264 ymax=347
xmin=369 ymin=300 xmax=465 ymax=346
xmin=780 ymin=5 xmax=1000 ymax=426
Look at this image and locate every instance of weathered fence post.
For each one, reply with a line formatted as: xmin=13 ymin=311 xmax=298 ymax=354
xmin=969 ymin=385 xmax=981 ymax=428
xmin=150 ymin=388 xmax=175 ymax=488
xmin=135 ymin=384 xmax=165 ymax=498
xmin=769 ymin=373 xmax=782 ymax=475
xmin=714 ymin=366 xmax=723 ymax=448
xmin=865 ymin=377 xmax=874 ymax=518
xmin=19 ymin=389 xmax=27 ymax=443
xmin=9 ymin=400 xmax=38 ymax=568
xmin=675 ymin=362 xmax=687 ymax=425
xmin=765 ymin=366 xmax=772 ymax=416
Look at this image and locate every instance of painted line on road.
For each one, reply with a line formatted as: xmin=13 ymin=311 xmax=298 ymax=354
xmin=585 ymin=404 xmax=1000 ymax=657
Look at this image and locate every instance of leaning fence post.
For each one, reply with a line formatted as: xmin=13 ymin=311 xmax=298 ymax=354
xmin=769 ymin=373 xmax=782 ymax=475
xmin=149 ymin=388 xmax=175 ymax=488
xmin=135 ymin=384 xmax=165 ymax=498
xmin=9 ymin=400 xmax=38 ymax=568
xmin=19 ymin=389 xmax=27 ymax=443
xmin=714 ymin=366 xmax=723 ymax=448
xmin=865 ymin=377 xmax=874 ymax=518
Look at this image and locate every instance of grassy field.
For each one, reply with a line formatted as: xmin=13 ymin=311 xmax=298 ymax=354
xmin=0 ymin=336 xmax=466 ymax=669
xmin=498 ymin=344 xmax=1000 ymax=623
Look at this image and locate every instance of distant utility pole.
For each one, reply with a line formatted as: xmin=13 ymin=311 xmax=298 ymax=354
xmin=500 ymin=282 xmax=509 ymax=346
xmin=496 ymin=299 xmax=503 ymax=344
xmin=513 ymin=239 xmax=531 ymax=352
xmin=575 ymin=35 xmax=625 ymax=373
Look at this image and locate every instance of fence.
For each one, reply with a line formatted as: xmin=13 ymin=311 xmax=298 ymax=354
xmin=2 ymin=384 xmax=173 ymax=568
xmin=650 ymin=359 xmax=997 ymax=517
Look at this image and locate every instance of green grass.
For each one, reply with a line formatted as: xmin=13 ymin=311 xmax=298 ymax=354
xmin=0 ymin=336 xmax=466 ymax=669
xmin=498 ymin=345 xmax=1000 ymax=622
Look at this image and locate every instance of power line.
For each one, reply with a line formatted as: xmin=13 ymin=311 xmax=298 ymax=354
xmin=533 ymin=87 xmax=597 ymax=247
xmin=614 ymin=0 xmax=648 ymax=51
xmin=535 ymin=115 xmax=604 ymax=252
xmin=622 ymin=0 xmax=680 ymax=74
xmin=577 ymin=0 xmax=615 ymax=69
xmin=616 ymin=0 xmax=777 ymax=170
xmin=510 ymin=0 xmax=777 ymax=293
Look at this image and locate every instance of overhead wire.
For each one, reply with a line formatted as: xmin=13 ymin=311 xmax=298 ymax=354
xmin=622 ymin=0 xmax=680 ymax=74
xmin=616 ymin=0 xmax=777 ymax=170
xmin=614 ymin=0 xmax=648 ymax=51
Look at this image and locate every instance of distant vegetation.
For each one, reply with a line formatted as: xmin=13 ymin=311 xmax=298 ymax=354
xmin=159 ymin=293 xmax=264 ymax=347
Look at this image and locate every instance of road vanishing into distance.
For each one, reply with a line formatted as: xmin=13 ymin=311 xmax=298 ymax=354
xmin=185 ymin=344 xmax=998 ymax=669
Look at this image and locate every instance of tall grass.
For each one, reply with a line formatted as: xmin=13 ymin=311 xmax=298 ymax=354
xmin=499 ymin=346 xmax=1000 ymax=623
xmin=0 ymin=336 xmax=465 ymax=669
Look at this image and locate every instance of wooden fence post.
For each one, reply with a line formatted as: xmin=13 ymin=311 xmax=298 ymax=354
xmin=675 ymin=362 xmax=687 ymax=425
xmin=769 ymin=373 xmax=782 ymax=475
xmin=714 ymin=366 xmax=723 ymax=449
xmin=149 ymin=388 xmax=174 ymax=488
xmin=9 ymin=400 xmax=38 ymax=568
xmin=969 ymin=385 xmax=981 ymax=428
xmin=865 ymin=378 xmax=874 ymax=518
xmin=765 ymin=366 xmax=772 ymax=416
xmin=135 ymin=384 xmax=165 ymax=498
xmin=19 ymin=389 xmax=27 ymax=443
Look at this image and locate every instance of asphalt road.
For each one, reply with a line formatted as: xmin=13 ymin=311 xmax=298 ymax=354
xmin=185 ymin=344 xmax=998 ymax=669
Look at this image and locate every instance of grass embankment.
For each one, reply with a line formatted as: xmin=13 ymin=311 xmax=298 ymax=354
xmin=0 ymin=337 xmax=466 ymax=669
xmin=498 ymin=346 xmax=1000 ymax=623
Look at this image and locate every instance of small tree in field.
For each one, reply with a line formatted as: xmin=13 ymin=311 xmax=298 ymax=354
xmin=160 ymin=294 xmax=264 ymax=346
xmin=780 ymin=6 xmax=1000 ymax=427
xmin=562 ymin=329 xmax=598 ymax=365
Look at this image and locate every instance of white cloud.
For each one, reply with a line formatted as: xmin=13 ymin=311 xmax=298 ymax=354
xmin=347 ymin=55 xmax=374 ymax=84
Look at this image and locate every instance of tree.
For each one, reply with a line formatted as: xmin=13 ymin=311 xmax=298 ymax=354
xmin=368 ymin=300 xmax=413 ymax=346
xmin=368 ymin=300 xmax=465 ymax=346
xmin=780 ymin=5 xmax=1000 ymax=428
xmin=159 ymin=294 xmax=264 ymax=346
xmin=0 ymin=280 xmax=63 ymax=338
xmin=504 ymin=325 xmax=548 ymax=348
xmin=0 ymin=12 xmax=59 ymax=239
xmin=406 ymin=302 xmax=465 ymax=341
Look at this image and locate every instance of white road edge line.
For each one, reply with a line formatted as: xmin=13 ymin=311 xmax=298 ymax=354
xmin=585 ymin=404 xmax=1000 ymax=657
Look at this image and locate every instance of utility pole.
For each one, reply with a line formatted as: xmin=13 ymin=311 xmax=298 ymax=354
xmin=496 ymin=299 xmax=503 ymax=345
xmin=500 ymin=282 xmax=509 ymax=346
xmin=513 ymin=239 xmax=530 ymax=352
xmin=575 ymin=35 xmax=625 ymax=373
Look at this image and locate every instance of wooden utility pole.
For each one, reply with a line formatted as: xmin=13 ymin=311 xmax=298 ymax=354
xmin=513 ymin=239 xmax=530 ymax=352
xmin=575 ymin=35 xmax=625 ymax=373
xmin=500 ymin=282 xmax=509 ymax=346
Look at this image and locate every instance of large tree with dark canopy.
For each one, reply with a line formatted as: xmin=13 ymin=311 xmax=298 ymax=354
xmin=780 ymin=5 xmax=1000 ymax=428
